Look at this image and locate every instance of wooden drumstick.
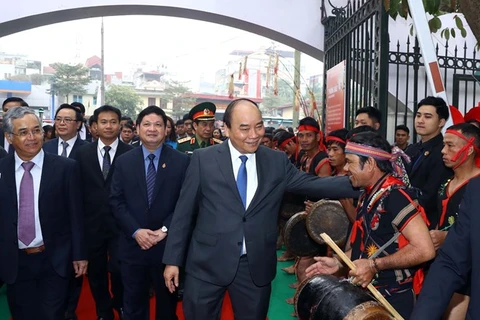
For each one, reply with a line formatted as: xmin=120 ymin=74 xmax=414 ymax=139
xmin=320 ymin=233 xmax=404 ymax=320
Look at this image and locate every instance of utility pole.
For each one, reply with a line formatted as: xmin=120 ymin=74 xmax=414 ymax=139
xmin=100 ymin=17 xmax=105 ymax=106
xmin=292 ymin=49 xmax=301 ymax=128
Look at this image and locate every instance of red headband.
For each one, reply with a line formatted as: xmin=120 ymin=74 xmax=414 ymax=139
xmin=326 ymin=136 xmax=346 ymax=145
xmin=297 ymin=125 xmax=320 ymax=133
xmin=279 ymin=137 xmax=295 ymax=149
xmin=446 ymin=129 xmax=480 ymax=169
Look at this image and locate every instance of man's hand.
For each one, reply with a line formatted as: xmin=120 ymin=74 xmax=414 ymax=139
xmin=134 ymin=229 xmax=157 ymax=250
xmin=429 ymin=230 xmax=448 ymax=251
xmin=349 ymin=259 xmax=376 ymax=288
xmin=73 ymin=260 xmax=88 ymax=278
xmin=152 ymin=229 xmax=168 ymax=243
xmin=164 ymin=265 xmax=179 ymax=293
xmin=304 ymin=200 xmax=314 ymax=214
xmin=305 ymin=256 xmax=340 ymax=278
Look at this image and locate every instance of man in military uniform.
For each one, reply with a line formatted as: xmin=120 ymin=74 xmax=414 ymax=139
xmin=177 ymin=102 xmax=223 ymax=153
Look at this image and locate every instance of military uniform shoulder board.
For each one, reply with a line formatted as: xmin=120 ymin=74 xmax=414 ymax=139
xmin=190 ymin=137 xmax=196 ymax=145
xmin=177 ymin=137 xmax=191 ymax=144
xmin=212 ymin=138 xmax=223 ymax=144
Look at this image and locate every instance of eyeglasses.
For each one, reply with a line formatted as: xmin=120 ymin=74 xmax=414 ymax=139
xmin=54 ymin=117 xmax=77 ymax=124
xmin=11 ymin=128 xmax=44 ymax=138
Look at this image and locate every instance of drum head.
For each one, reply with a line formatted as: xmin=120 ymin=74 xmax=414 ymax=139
xmin=306 ymin=200 xmax=349 ymax=246
xmin=284 ymin=212 xmax=326 ymax=257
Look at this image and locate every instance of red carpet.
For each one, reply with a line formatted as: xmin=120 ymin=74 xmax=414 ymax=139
xmin=76 ymin=276 xmax=237 ymax=320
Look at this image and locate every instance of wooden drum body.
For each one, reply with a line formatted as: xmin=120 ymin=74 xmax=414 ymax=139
xmin=295 ymin=275 xmax=393 ymax=320
xmin=284 ymin=212 xmax=326 ymax=257
xmin=306 ymin=200 xmax=349 ymax=247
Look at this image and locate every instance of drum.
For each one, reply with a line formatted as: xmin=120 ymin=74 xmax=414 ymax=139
xmin=284 ymin=212 xmax=327 ymax=257
xmin=280 ymin=202 xmax=305 ymax=219
xmin=306 ymin=199 xmax=349 ymax=247
xmin=294 ymin=275 xmax=393 ymax=320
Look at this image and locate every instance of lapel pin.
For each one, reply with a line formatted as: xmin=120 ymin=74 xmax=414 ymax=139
xmin=162 ymin=163 xmax=166 ymax=169
xmin=424 ymin=151 xmax=430 ymax=156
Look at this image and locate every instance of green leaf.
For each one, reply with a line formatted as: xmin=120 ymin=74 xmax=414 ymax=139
xmin=451 ymin=28 xmax=456 ymax=38
xmin=400 ymin=0 xmax=409 ymax=18
xmin=455 ymin=16 xmax=464 ymax=29
xmin=460 ymin=28 xmax=467 ymax=38
xmin=432 ymin=0 xmax=441 ymax=13
xmin=410 ymin=24 xmax=415 ymax=36
xmin=445 ymin=28 xmax=450 ymax=40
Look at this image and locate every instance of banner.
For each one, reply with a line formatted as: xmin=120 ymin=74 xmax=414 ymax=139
xmin=325 ymin=61 xmax=346 ymax=134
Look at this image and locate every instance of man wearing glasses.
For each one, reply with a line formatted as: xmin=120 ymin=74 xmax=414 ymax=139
xmin=43 ymin=104 xmax=89 ymax=159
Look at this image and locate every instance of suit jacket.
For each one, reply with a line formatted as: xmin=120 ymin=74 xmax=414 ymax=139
xmin=74 ymin=140 xmax=133 ymax=249
xmin=110 ymin=145 xmax=190 ymax=265
xmin=411 ymin=177 xmax=480 ymax=320
xmin=162 ymin=142 xmax=358 ymax=287
xmin=0 ymin=128 xmax=4 ymax=148
xmin=43 ymin=136 xmax=89 ymax=159
xmin=406 ymin=134 xmax=452 ymax=227
xmin=0 ymin=152 xmax=86 ymax=284
xmin=0 ymin=146 xmax=6 ymax=159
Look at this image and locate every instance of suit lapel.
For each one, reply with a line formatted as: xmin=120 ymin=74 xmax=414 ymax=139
xmin=86 ymin=142 xmax=104 ymax=184
xmin=3 ymin=156 xmax=18 ymax=224
xmin=134 ymin=148 xmax=149 ymax=205
xmin=39 ymin=153 xmax=55 ymax=199
xmin=245 ymin=147 xmax=269 ymax=215
xmin=150 ymin=145 xmax=170 ymax=204
xmin=216 ymin=142 xmax=244 ymax=208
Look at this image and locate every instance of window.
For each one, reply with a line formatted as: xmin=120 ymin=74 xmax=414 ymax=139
xmin=73 ymin=95 xmax=83 ymax=103
xmin=148 ymin=97 xmax=156 ymax=106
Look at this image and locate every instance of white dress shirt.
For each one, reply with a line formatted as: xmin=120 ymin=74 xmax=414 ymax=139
xmin=57 ymin=135 xmax=78 ymax=157
xmin=79 ymin=123 xmax=87 ymax=140
xmin=4 ymin=137 xmax=11 ymax=152
xmin=228 ymin=139 xmax=258 ymax=255
xmin=15 ymin=149 xmax=45 ymax=249
xmin=97 ymin=138 xmax=119 ymax=170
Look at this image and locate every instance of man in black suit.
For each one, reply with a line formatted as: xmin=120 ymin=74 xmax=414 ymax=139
xmin=1 ymin=97 xmax=29 ymax=153
xmin=71 ymin=102 xmax=93 ymax=142
xmin=74 ymin=105 xmax=133 ymax=320
xmin=163 ymin=98 xmax=358 ymax=320
xmin=111 ymin=106 xmax=189 ymax=320
xmin=0 ymin=106 xmax=87 ymax=320
xmin=411 ymin=176 xmax=480 ymax=319
xmin=43 ymin=104 xmax=89 ymax=159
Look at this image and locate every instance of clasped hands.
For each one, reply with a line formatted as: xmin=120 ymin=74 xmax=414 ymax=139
xmin=305 ymin=256 xmax=376 ymax=288
xmin=134 ymin=228 xmax=167 ymax=250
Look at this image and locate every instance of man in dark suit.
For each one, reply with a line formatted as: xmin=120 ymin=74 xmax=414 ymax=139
xmin=163 ymin=98 xmax=358 ymax=320
xmin=406 ymin=96 xmax=452 ymax=227
xmin=411 ymin=176 xmax=480 ymax=320
xmin=43 ymin=104 xmax=89 ymax=159
xmin=71 ymin=102 xmax=93 ymax=142
xmin=1 ymin=97 xmax=29 ymax=153
xmin=74 ymin=105 xmax=133 ymax=320
xmin=0 ymin=106 xmax=87 ymax=320
xmin=111 ymin=106 xmax=189 ymax=320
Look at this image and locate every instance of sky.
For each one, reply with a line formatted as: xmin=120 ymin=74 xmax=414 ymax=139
xmin=0 ymin=16 xmax=323 ymax=90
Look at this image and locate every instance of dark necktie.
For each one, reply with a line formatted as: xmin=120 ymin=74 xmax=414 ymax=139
xmin=146 ymin=154 xmax=156 ymax=206
xmin=102 ymin=146 xmax=111 ymax=180
xmin=201 ymin=141 xmax=207 ymax=148
xmin=61 ymin=141 xmax=69 ymax=157
xmin=18 ymin=161 xmax=35 ymax=246
xmin=236 ymin=155 xmax=248 ymax=208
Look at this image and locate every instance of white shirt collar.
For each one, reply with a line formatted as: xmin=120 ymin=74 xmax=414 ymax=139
xmin=98 ymin=138 xmax=119 ymax=153
xmin=228 ymin=139 xmax=254 ymax=162
xmin=15 ymin=149 xmax=44 ymax=171
xmin=58 ymin=135 xmax=78 ymax=148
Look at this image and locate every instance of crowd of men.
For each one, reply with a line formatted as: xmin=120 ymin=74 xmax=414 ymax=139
xmin=0 ymin=95 xmax=479 ymax=320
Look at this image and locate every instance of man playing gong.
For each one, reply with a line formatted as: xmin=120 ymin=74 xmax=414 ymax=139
xmin=306 ymin=131 xmax=435 ymax=319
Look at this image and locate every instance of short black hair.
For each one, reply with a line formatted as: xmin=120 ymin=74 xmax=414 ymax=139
xmin=136 ymin=105 xmax=167 ymax=127
xmin=275 ymin=130 xmax=295 ymax=146
xmin=326 ymin=128 xmax=349 ymax=150
xmin=348 ymin=131 xmax=393 ymax=174
xmin=122 ymin=123 xmax=134 ymax=131
xmin=298 ymin=117 xmax=320 ymax=131
xmin=2 ymin=97 xmax=28 ymax=110
xmin=71 ymin=102 xmax=85 ymax=114
xmin=447 ymin=123 xmax=480 ymax=150
xmin=55 ymin=104 xmax=82 ymax=121
xmin=182 ymin=113 xmax=191 ymax=121
xmin=176 ymin=119 xmax=184 ymax=126
xmin=223 ymin=98 xmax=260 ymax=128
xmin=94 ymin=105 xmax=122 ymax=122
xmin=121 ymin=116 xmax=132 ymax=121
xmin=88 ymin=115 xmax=97 ymax=126
xmin=418 ymin=96 xmax=450 ymax=121
xmin=346 ymin=125 xmax=377 ymax=140
xmin=395 ymin=124 xmax=410 ymax=135
xmin=355 ymin=107 xmax=381 ymax=124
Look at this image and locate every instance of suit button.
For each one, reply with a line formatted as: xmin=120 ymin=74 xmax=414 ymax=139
xmin=242 ymin=218 xmax=246 ymax=222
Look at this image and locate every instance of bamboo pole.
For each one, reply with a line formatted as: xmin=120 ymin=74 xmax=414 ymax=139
xmin=320 ymin=233 xmax=404 ymax=320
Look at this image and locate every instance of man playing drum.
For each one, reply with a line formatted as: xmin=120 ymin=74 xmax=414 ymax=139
xmin=306 ymin=131 xmax=435 ymax=319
